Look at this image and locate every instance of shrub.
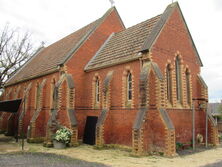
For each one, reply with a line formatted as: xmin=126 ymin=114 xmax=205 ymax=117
xmin=218 ymin=134 xmax=222 ymax=141
xmin=176 ymin=142 xmax=183 ymax=150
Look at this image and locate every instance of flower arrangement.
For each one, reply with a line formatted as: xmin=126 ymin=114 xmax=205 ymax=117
xmin=54 ymin=127 xmax=72 ymax=144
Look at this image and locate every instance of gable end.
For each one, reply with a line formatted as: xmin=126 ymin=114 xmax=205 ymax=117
xmin=60 ymin=7 xmax=126 ymax=66
xmin=140 ymin=2 xmax=203 ymax=66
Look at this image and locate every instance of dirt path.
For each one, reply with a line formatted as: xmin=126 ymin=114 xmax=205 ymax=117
xmin=0 ymin=152 xmax=108 ymax=167
xmin=37 ymin=145 xmax=222 ymax=167
xmin=0 ymin=135 xmax=222 ymax=167
xmin=0 ymin=135 xmax=20 ymax=152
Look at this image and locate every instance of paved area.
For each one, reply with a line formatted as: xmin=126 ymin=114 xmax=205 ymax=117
xmin=0 ymin=152 xmax=109 ymax=167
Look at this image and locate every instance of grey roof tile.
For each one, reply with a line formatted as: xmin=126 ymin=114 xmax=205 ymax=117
xmin=6 ymin=20 xmax=98 ymax=86
xmin=85 ymin=15 xmax=161 ymax=71
xmin=6 ymin=7 xmax=122 ymax=86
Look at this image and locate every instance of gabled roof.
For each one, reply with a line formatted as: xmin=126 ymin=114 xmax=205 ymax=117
xmin=85 ymin=15 xmax=161 ymax=71
xmin=6 ymin=20 xmax=98 ymax=86
xmin=6 ymin=7 xmax=123 ymax=86
xmin=141 ymin=2 xmax=203 ymax=66
xmin=85 ymin=2 xmax=203 ymax=71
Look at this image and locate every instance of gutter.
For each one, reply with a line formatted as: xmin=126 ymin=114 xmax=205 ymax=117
xmin=85 ymin=55 xmax=142 ymax=72
xmin=6 ymin=46 xmax=45 ymax=84
xmin=5 ymin=68 xmax=59 ymax=87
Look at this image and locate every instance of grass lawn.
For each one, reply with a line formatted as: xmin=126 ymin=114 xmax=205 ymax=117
xmin=1 ymin=135 xmax=222 ymax=167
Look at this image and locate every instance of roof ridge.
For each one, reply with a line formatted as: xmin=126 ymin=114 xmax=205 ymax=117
xmin=43 ymin=19 xmax=100 ymax=52
xmin=102 ymin=6 xmax=125 ymax=29
xmin=84 ymin=33 xmax=115 ymax=71
xmin=113 ymin=14 xmax=162 ymax=35
xmin=5 ymin=46 xmax=45 ymax=86
xmin=6 ymin=6 xmax=122 ymax=86
xmin=85 ymin=12 xmax=162 ymax=71
xmin=58 ymin=20 xmax=100 ymax=65
xmin=59 ymin=6 xmax=124 ymax=65
xmin=174 ymin=2 xmax=203 ymax=66
xmin=39 ymin=6 xmax=122 ymax=58
xmin=40 ymin=7 xmax=118 ymax=50
xmin=140 ymin=1 xmax=203 ymax=66
xmin=140 ymin=2 xmax=178 ymax=52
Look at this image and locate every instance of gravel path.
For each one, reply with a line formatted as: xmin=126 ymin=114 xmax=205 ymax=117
xmin=1 ymin=135 xmax=222 ymax=167
xmin=0 ymin=152 xmax=109 ymax=167
xmin=199 ymin=160 xmax=222 ymax=167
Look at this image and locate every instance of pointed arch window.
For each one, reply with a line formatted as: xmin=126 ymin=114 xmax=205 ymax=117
xmin=166 ymin=64 xmax=172 ymax=103
xmin=95 ymin=77 xmax=100 ymax=103
xmin=175 ymin=56 xmax=182 ymax=103
xmin=185 ymin=69 xmax=191 ymax=105
xmin=127 ymin=73 xmax=132 ymax=101
xmin=35 ymin=83 xmax=40 ymax=109
xmin=51 ymin=79 xmax=56 ymax=109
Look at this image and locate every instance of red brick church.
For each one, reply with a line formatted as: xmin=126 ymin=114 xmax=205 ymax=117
xmin=0 ymin=2 xmax=219 ymax=156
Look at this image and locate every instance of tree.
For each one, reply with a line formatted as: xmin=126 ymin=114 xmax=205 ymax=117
xmin=0 ymin=24 xmax=40 ymax=89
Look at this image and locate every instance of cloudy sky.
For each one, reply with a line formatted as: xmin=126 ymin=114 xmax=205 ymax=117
xmin=0 ymin=0 xmax=222 ymax=102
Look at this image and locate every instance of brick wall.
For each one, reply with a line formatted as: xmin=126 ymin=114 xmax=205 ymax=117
xmin=149 ymin=8 xmax=206 ymax=145
xmin=167 ymin=109 xmax=206 ymax=143
xmin=1 ymin=72 xmax=59 ymax=136
xmin=143 ymin=109 xmax=166 ymax=152
xmin=0 ymin=5 xmax=213 ymax=153
xmin=66 ymin=8 xmax=125 ymax=109
xmin=65 ymin=9 xmax=132 ymax=144
xmin=75 ymin=60 xmax=140 ymax=144
xmin=104 ymin=109 xmax=138 ymax=145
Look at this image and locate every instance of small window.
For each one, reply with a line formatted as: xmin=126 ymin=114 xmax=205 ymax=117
xmin=166 ymin=64 xmax=172 ymax=103
xmin=95 ymin=78 xmax=100 ymax=103
xmin=51 ymin=79 xmax=56 ymax=109
xmin=175 ymin=56 xmax=182 ymax=103
xmin=186 ymin=69 xmax=191 ymax=105
xmin=35 ymin=83 xmax=40 ymax=109
xmin=127 ymin=73 xmax=132 ymax=101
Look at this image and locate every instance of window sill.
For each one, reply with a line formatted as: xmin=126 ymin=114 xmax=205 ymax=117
xmin=94 ymin=103 xmax=100 ymax=109
xmin=175 ymin=102 xmax=183 ymax=109
xmin=125 ymin=101 xmax=132 ymax=108
xmin=167 ymin=101 xmax=173 ymax=108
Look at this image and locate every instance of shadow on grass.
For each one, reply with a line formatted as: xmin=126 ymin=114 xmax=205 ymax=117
xmin=0 ymin=135 xmax=14 ymax=142
xmin=176 ymin=144 xmax=222 ymax=157
xmin=0 ymin=152 xmax=110 ymax=167
xmin=199 ymin=160 xmax=222 ymax=167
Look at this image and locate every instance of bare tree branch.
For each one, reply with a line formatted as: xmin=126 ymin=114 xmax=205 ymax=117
xmin=0 ymin=24 xmax=41 ymax=89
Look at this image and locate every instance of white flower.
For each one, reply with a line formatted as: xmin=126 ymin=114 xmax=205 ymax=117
xmin=54 ymin=127 xmax=73 ymax=144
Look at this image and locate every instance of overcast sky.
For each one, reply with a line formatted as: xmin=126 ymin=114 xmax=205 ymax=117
xmin=0 ymin=0 xmax=222 ymax=102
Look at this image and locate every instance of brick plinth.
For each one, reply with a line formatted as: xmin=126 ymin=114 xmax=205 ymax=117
xmin=70 ymin=127 xmax=78 ymax=146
